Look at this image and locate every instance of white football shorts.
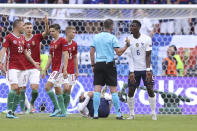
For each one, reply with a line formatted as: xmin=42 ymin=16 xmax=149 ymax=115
xmin=26 ymin=69 xmax=40 ymax=85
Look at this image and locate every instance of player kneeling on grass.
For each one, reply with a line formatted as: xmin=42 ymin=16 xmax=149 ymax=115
xmin=42 ymin=24 xmax=69 ymax=117
xmin=78 ymin=86 xmax=127 ymax=118
xmin=77 ymin=88 xmax=112 ymax=118
xmin=62 ymin=26 xmax=79 ymax=114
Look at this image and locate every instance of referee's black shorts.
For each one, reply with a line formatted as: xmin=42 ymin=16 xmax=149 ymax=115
xmin=93 ymin=61 xmax=117 ymax=86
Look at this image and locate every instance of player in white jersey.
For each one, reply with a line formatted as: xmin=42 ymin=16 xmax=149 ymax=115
xmin=126 ymin=20 xmax=157 ymax=120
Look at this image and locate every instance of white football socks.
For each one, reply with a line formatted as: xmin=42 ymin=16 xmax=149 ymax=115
xmin=148 ymin=96 xmax=156 ymax=115
xmin=127 ymin=96 xmax=135 ymax=115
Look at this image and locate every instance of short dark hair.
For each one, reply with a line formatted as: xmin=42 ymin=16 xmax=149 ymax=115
xmin=170 ymin=45 xmax=177 ymax=52
xmin=49 ymin=24 xmax=60 ymax=32
xmin=104 ymin=19 xmax=113 ymax=29
xmin=79 ymin=97 xmax=85 ymax=103
xmin=13 ymin=19 xmax=23 ymax=29
xmin=132 ymin=20 xmax=141 ymax=28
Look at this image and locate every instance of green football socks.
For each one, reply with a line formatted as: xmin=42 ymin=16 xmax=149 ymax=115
xmin=12 ymin=94 xmax=20 ymax=112
xmin=57 ymin=94 xmax=66 ymax=114
xmin=63 ymin=92 xmax=70 ymax=110
xmin=19 ymin=89 xmax=26 ymax=111
xmin=47 ymin=90 xmax=59 ymax=110
xmin=7 ymin=90 xmax=17 ymax=111
xmin=31 ymin=90 xmax=38 ymax=106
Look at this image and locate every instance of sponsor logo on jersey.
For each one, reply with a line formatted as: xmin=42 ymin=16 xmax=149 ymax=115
xmin=141 ymin=43 xmax=144 ymax=46
xmin=13 ymin=40 xmax=17 ymax=44
xmin=136 ymin=43 xmax=139 ymax=47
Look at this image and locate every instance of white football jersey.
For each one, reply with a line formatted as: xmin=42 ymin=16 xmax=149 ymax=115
xmin=127 ymin=34 xmax=152 ymax=72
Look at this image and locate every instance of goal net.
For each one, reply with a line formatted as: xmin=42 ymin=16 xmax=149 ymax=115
xmin=0 ymin=4 xmax=196 ymax=115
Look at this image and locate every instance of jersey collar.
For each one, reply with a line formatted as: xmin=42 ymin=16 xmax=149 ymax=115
xmin=68 ymin=40 xmax=72 ymax=45
xmin=25 ymin=35 xmax=33 ymax=41
xmin=53 ymin=37 xmax=60 ymax=43
xmin=11 ymin=33 xmax=21 ymax=38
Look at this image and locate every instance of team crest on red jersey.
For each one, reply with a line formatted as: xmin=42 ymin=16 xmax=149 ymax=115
xmin=27 ymin=43 xmax=31 ymax=48
xmin=13 ymin=40 xmax=17 ymax=44
xmin=54 ymin=44 xmax=57 ymax=49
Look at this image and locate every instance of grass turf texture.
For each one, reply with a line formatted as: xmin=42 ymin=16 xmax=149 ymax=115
xmin=0 ymin=113 xmax=196 ymax=131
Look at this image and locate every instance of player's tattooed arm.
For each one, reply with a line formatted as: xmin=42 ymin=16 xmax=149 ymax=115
xmin=90 ymin=47 xmax=95 ymax=72
xmin=127 ymin=49 xmax=136 ymax=83
xmin=24 ymin=49 xmax=41 ymax=70
xmin=74 ymin=54 xmax=79 ymax=78
xmin=0 ymin=47 xmax=7 ymax=73
xmin=63 ymin=51 xmax=69 ymax=79
xmin=2 ymin=62 xmax=6 ymax=75
xmin=0 ymin=47 xmax=7 ymax=65
xmin=146 ymin=50 xmax=152 ymax=82
xmin=42 ymin=16 xmax=49 ymax=38
xmin=146 ymin=50 xmax=151 ymax=69
xmin=42 ymin=55 xmax=52 ymax=78
xmin=43 ymin=54 xmax=52 ymax=71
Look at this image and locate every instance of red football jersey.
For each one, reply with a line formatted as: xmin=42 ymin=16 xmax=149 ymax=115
xmin=49 ymin=37 xmax=67 ymax=72
xmin=24 ymin=34 xmax=43 ymax=69
xmin=3 ymin=33 xmax=27 ymax=70
xmin=64 ymin=40 xmax=78 ymax=74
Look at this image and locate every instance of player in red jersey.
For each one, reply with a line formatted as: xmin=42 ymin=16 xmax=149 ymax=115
xmin=63 ymin=26 xmax=79 ymax=113
xmin=42 ymin=24 xmax=69 ymax=117
xmin=0 ymin=19 xmax=40 ymax=119
xmin=18 ymin=16 xmax=49 ymax=114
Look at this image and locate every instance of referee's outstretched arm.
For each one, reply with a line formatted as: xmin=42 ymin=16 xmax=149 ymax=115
xmin=114 ymin=37 xmax=130 ymax=56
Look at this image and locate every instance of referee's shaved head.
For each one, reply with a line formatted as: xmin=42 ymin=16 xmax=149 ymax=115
xmin=104 ymin=19 xmax=113 ymax=30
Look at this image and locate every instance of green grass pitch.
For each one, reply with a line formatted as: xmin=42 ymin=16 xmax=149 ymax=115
xmin=0 ymin=113 xmax=197 ymax=131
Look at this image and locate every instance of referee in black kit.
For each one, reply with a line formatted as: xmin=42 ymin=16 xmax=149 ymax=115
xmin=90 ymin=19 xmax=130 ymax=119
